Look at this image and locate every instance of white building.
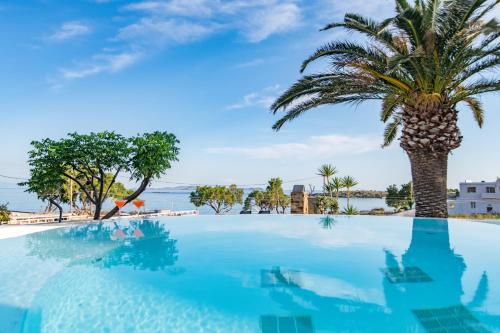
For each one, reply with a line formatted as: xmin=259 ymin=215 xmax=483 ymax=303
xmin=448 ymin=179 xmax=500 ymax=215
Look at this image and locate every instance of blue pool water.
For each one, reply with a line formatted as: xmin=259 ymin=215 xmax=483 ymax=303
xmin=0 ymin=215 xmax=499 ymax=332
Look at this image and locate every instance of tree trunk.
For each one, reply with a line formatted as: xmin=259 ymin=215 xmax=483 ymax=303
xmin=101 ymin=177 xmax=151 ymax=220
xmin=93 ymin=204 xmax=102 ymax=220
xmin=49 ymin=199 xmax=63 ymax=223
xmin=407 ymin=151 xmax=449 ymax=218
xmin=400 ymin=95 xmax=462 ymax=218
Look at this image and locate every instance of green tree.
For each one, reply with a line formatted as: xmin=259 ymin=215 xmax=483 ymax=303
xmin=386 ymin=182 xmax=414 ymax=211
xmin=271 ymin=0 xmax=500 ymax=218
xmin=0 ymin=203 xmax=11 ymax=223
xmin=317 ymin=164 xmax=337 ymax=195
xmin=400 ymin=182 xmax=414 ymax=209
xmin=25 ymin=131 xmax=179 ymax=220
xmin=246 ymin=189 xmax=271 ymax=213
xmin=20 ymin=168 xmax=67 ymax=222
xmin=266 ymin=178 xmax=290 ymax=214
xmin=386 ymin=184 xmax=403 ymax=211
xmin=62 ymin=172 xmax=133 ymax=215
xmin=342 ymin=176 xmax=358 ymax=206
xmin=190 ymin=185 xmax=244 ymax=214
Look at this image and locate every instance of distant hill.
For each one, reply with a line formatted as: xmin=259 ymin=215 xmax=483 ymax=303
xmin=146 ymin=186 xmax=264 ymax=192
xmin=311 ymin=190 xmax=387 ymax=198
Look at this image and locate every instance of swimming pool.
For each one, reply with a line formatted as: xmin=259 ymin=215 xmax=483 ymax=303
xmin=0 ymin=215 xmax=499 ymax=332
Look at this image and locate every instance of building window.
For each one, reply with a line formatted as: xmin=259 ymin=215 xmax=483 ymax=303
xmin=471 ymin=202 xmax=476 ymax=209
xmin=487 ymin=206 xmax=493 ymax=213
xmin=486 ymin=187 xmax=496 ymax=193
xmin=467 ymin=187 xmax=476 ymax=193
xmin=449 ymin=202 xmax=455 ymax=208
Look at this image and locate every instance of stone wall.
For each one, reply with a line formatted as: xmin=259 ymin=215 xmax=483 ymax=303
xmin=290 ymin=185 xmax=309 ymax=214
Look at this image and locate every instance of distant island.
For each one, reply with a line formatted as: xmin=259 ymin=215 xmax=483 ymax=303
xmin=147 ymin=186 xmax=386 ymax=198
xmin=146 ymin=186 xmax=264 ymax=193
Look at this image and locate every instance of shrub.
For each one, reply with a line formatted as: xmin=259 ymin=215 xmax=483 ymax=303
xmin=0 ymin=203 xmax=11 ymax=223
xmin=342 ymin=205 xmax=359 ymax=215
xmin=315 ymin=196 xmax=339 ymax=214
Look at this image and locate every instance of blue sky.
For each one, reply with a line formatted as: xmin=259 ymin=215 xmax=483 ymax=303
xmin=0 ymin=0 xmax=499 ymax=190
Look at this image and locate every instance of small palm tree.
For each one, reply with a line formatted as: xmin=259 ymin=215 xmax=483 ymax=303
xmin=317 ymin=164 xmax=337 ymax=194
xmin=329 ymin=177 xmax=344 ymax=202
xmin=342 ymin=176 xmax=358 ymax=206
xmin=343 ymin=204 xmax=359 ymax=216
xmin=271 ymin=0 xmax=500 ymax=217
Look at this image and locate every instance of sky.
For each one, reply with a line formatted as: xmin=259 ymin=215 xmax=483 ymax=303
xmin=0 ymin=0 xmax=499 ymax=191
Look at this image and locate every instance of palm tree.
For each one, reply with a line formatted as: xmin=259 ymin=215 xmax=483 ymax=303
xmin=342 ymin=176 xmax=358 ymax=206
xmin=271 ymin=0 xmax=499 ymax=218
xmin=329 ymin=176 xmax=344 ymax=202
xmin=317 ymin=164 xmax=337 ymax=194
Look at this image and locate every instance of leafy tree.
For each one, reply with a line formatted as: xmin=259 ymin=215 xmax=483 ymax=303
xmin=342 ymin=176 xmax=358 ymax=206
xmin=271 ymin=0 xmax=500 ymax=218
xmin=20 ymin=168 xmax=67 ymax=222
xmin=0 ymin=203 xmax=10 ymax=223
xmin=400 ymin=182 xmax=414 ymax=209
xmin=25 ymin=131 xmax=179 ymax=220
xmin=386 ymin=182 xmax=414 ymax=211
xmin=315 ymin=196 xmax=339 ymax=214
xmin=246 ymin=189 xmax=271 ymax=213
xmin=244 ymin=178 xmax=290 ymax=214
xmin=190 ymin=185 xmax=243 ymax=214
xmin=266 ymin=178 xmax=290 ymax=214
xmin=62 ymin=173 xmax=133 ymax=215
xmin=317 ymin=164 xmax=337 ymax=194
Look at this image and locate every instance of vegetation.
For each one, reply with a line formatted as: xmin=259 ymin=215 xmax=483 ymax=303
xmin=386 ymin=182 xmax=414 ymax=211
xmin=450 ymin=213 xmax=500 ymax=220
xmin=342 ymin=205 xmax=359 ymax=215
xmin=324 ymin=176 xmax=341 ymax=200
xmin=0 ymin=203 xmax=10 ymax=223
xmin=245 ymin=178 xmax=290 ymax=213
xmin=63 ymin=173 xmax=133 ymax=215
xmin=190 ymin=185 xmax=244 ymax=214
xmin=342 ymin=176 xmax=358 ymax=206
xmin=271 ymin=0 xmax=500 ymax=218
xmin=24 ymin=131 xmax=179 ymax=220
xmin=317 ymin=164 xmax=337 ymax=194
xmin=448 ymin=188 xmax=460 ymax=198
xmin=315 ymin=196 xmax=339 ymax=214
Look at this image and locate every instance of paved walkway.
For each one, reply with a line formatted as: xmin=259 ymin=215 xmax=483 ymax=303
xmin=0 ymin=224 xmax=66 ymax=240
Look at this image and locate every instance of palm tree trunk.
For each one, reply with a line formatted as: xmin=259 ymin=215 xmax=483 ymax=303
xmin=407 ymin=150 xmax=448 ymax=218
xmin=400 ymin=98 xmax=462 ymax=218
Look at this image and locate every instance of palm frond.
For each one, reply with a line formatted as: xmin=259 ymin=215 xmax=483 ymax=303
xmin=381 ymin=93 xmax=403 ymax=121
xmin=383 ymin=117 xmax=402 ymax=147
xmin=463 ymin=97 xmax=485 ymax=127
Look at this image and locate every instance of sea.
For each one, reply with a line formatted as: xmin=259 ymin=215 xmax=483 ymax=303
xmin=0 ymin=185 xmax=389 ymax=215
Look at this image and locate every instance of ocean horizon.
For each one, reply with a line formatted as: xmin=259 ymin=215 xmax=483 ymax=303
xmin=0 ymin=186 xmax=389 ymax=215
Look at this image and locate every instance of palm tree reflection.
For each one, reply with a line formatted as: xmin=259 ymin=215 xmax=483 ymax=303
xmin=25 ymin=219 xmax=178 ymax=271
xmin=318 ymin=216 xmax=337 ymax=229
xmin=264 ymin=218 xmax=499 ymax=332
